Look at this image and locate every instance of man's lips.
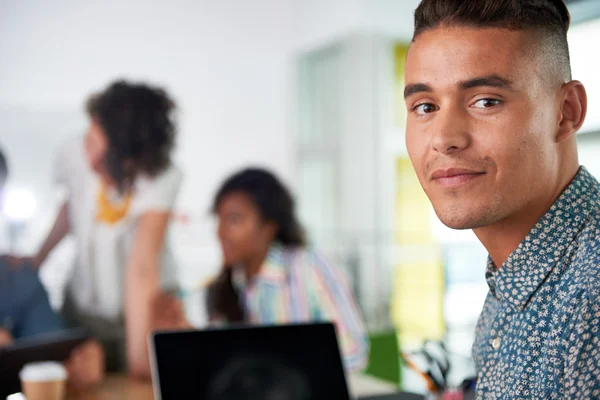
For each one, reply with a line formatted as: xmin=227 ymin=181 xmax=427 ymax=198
xmin=430 ymin=168 xmax=486 ymax=186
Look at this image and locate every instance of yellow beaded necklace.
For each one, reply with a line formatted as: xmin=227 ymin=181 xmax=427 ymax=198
xmin=96 ymin=182 xmax=132 ymax=224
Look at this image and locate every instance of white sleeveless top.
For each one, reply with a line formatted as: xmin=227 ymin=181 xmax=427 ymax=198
xmin=54 ymin=137 xmax=182 ymax=320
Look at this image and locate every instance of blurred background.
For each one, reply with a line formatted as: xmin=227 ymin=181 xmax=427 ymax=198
xmin=1 ymin=0 xmax=599 ymax=393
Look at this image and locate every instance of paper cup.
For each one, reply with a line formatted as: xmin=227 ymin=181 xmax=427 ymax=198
xmin=19 ymin=362 xmax=67 ymax=400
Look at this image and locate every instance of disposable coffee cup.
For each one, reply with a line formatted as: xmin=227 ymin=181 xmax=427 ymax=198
xmin=19 ymin=362 xmax=67 ymax=400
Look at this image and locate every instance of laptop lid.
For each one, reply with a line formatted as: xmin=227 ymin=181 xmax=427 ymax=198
xmin=150 ymin=322 xmax=351 ymax=400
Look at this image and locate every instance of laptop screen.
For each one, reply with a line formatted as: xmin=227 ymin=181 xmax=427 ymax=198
xmin=151 ymin=323 xmax=350 ymax=400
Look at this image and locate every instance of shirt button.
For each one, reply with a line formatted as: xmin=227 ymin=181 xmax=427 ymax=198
xmin=491 ymin=337 xmax=501 ymax=350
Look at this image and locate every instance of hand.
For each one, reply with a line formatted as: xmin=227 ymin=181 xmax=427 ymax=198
xmin=64 ymin=339 xmax=105 ymax=389
xmin=151 ymin=292 xmax=191 ymax=331
xmin=0 ymin=255 xmax=42 ymax=270
xmin=0 ymin=328 xmax=13 ymax=348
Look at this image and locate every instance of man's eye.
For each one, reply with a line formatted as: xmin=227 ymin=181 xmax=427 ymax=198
xmin=413 ymin=103 xmax=438 ymax=115
xmin=472 ymin=99 xmax=502 ymax=109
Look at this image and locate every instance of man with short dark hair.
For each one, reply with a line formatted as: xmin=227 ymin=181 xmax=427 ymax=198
xmin=404 ymin=0 xmax=598 ymax=397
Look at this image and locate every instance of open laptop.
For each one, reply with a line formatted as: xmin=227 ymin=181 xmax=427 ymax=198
xmin=150 ymin=322 xmax=351 ymax=400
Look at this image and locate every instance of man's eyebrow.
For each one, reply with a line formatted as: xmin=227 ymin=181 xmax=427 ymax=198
xmin=404 ymin=75 xmax=515 ymax=99
xmin=459 ymin=75 xmax=515 ymax=91
xmin=404 ymin=83 xmax=432 ymax=99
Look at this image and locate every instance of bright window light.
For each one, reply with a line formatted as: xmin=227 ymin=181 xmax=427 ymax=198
xmin=2 ymin=187 xmax=37 ymax=222
xmin=569 ymin=18 xmax=600 ymax=134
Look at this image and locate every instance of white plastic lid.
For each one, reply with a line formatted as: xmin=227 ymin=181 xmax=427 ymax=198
xmin=6 ymin=393 xmax=27 ymax=400
xmin=19 ymin=362 xmax=67 ymax=382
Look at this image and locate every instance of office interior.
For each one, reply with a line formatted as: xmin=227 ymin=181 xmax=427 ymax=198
xmin=1 ymin=0 xmax=599 ymax=395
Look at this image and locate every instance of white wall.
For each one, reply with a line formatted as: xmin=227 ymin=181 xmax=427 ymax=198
xmin=295 ymin=0 xmax=420 ymax=51
xmin=0 ymin=0 xmax=297 ymax=207
xmin=0 ymin=0 xmax=298 ymax=288
xmin=569 ymin=18 xmax=600 ymax=134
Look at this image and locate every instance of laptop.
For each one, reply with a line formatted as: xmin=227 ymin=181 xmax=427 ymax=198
xmin=150 ymin=322 xmax=351 ymax=400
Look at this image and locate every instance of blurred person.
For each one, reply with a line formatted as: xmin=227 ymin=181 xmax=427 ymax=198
xmin=152 ymin=168 xmax=369 ymax=371
xmin=405 ymin=0 xmax=598 ymax=397
xmin=5 ymin=81 xmax=183 ymax=379
xmin=0 ymin=147 xmax=104 ymax=389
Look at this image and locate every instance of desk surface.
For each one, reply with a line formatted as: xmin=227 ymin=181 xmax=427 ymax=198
xmin=69 ymin=376 xmax=153 ymax=399
xmin=66 ymin=373 xmax=398 ymax=399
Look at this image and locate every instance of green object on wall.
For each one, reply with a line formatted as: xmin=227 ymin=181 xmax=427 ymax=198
xmin=364 ymin=330 xmax=402 ymax=387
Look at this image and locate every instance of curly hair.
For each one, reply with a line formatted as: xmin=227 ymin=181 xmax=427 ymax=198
xmin=86 ymin=80 xmax=177 ymax=191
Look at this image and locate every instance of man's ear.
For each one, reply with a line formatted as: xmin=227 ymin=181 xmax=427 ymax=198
xmin=556 ymin=80 xmax=587 ymax=143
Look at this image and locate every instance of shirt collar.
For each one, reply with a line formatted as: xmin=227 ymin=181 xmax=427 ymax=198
xmin=232 ymin=243 xmax=288 ymax=291
xmin=487 ymin=166 xmax=600 ymax=311
xmin=255 ymin=242 xmax=288 ymax=285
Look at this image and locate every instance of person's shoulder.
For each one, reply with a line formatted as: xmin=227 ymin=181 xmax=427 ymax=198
xmin=130 ymin=163 xmax=183 ymax=213
xmin=158 ymin=163 xmax=183 ymax=188
xmin=574 ymin=170 xmax=600 ymax=258
xmin=288 ymin=246 xmax=350 ymax=280
xmin=567 ymin=209 xmax=600 ymax=306
xmin=281 ymin=245 xmax=316 ymax=271
xmin=283 ymin=246 xmax=319 ymax=265
xmin=161 ymin=163 xmax=183 ymax=180
xmin=135 ymin=162 xmax=183 ymax=192
xmin=576 ymin=208 xmax=600 ymax=264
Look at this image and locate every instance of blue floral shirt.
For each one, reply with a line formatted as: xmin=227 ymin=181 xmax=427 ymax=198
xmin=473 ymin=167 xmax=600 ymax=399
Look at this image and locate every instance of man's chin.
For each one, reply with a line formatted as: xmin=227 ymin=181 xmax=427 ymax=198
xmin=440 ymin=219 xmax=475 ymax=230
xmin=435 ymin=208 xmax=492 ymax=231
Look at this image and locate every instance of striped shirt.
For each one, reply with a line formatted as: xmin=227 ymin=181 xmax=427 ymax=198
xmin=232 ymin=243 xmax=369 ymax=371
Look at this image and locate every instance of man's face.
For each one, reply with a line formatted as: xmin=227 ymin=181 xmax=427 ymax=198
xmin=405 ymin=27 xmax=563 ymax=230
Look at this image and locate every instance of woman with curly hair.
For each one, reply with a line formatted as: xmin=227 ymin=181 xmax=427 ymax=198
xmin=8 ymin=80 xmax=183 ymax=379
